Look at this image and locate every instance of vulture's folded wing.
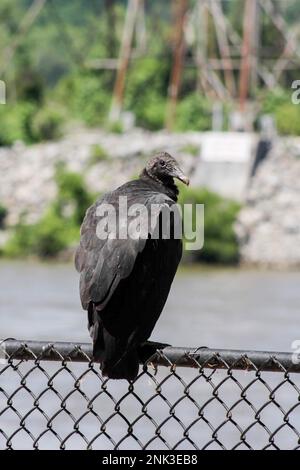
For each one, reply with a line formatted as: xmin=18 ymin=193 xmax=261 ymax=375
xmin=75 ymin=189 xmax=180 ymax=310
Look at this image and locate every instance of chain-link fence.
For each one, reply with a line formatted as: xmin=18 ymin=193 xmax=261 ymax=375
xmin=1 ymin=339 xmax=300 ymax=450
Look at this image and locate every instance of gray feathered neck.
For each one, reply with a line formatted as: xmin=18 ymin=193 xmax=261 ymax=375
xmin=140 ymin=168 xmax=179 ymax=202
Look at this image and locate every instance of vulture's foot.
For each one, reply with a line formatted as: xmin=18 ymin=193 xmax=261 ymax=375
xmin=138 ymin=340 xmax=171 ymax=363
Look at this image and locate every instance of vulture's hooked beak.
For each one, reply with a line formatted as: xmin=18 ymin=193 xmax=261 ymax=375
xmin=172 ymin=166 xmax=190 ymax=186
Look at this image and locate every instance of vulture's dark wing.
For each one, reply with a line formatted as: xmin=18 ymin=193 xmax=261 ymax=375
xmin=75 ymin=186 xmax=179 ymax=311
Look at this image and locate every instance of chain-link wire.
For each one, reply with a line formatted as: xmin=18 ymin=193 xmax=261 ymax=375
xmin=1 ymin=339 xmax=300 ymax=450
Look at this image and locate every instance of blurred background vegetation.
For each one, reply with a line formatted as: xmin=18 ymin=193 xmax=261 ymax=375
xmin=4 ymin=166 xmax=94 ymax=258
xmin=2 ymin=167 xmax=240 ymax=264
xmin=0 ymin=0 xmax=300 ymax=143
xmin=0 ymin=0 xmax=299 ymax=264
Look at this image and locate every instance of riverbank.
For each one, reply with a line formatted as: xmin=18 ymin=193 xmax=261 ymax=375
xmin=0 ymin=127 xmax=199 ymax=227
xmin=236 ymin=136 xmax=300 ymax=268
xmin=0 ymin=128 xmax=299 ymax=268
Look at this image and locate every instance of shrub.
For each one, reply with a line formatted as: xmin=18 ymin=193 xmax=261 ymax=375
xmin=54 ymin=167 xmax=94 ymax=226
xmin=125 ymin=58 xmax=169 ymax=130
xmin=180 ymin=144 xmax=199 ymax=156
xmin=0 ymin=102 xmax=64 ymax=146
xmin=31 ymin=210 xmax=77 ymax=258
xmin=4 ymin=168 xmax=94 ymax=258
xmin=175 ymin=93 xmax=212 ymax=132
xmin=4 ymin=221 xmax=35 ymax=257
xmin=259 ymin=88 xmax=289 ymax=115
xmin=54 ymin=73 xmax=110 ymax=127
xmin=258 ymin=88 xmax=300 ymax=136
xmin=4 ymin=209 xmax=77 ymax=258
xmin=31 ymin=105 xmax=65 ymax=141
xmin=88 ymin=144 xmax=110 ymax=166
xmin=178 ymin=187 xmax=241 ymax=264
xmin=107 ymin=121 xmax=124 ymax=134
xmin=275 ymin=103 xmax=300 ymax=136
xmin=135 ymin=96 xmax=166 ymax=131
xmin=0 ymin=102 xmax=36 ymax=146
xmin=0 ymin=204 xmax=7 ymax=229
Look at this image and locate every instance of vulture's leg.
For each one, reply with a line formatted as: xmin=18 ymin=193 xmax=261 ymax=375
xmin=137 ymin=340 xmax=171 ymax=363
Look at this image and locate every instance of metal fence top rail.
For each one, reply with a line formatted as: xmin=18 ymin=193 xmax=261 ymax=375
xmin=1 ymin=339 xmax=299 ymax=374
xmin=2 ymin=338 xmax=300 ymax=450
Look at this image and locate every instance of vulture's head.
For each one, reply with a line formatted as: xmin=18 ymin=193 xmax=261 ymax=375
xmin=143 ymin=152 xmax=189 ymax=187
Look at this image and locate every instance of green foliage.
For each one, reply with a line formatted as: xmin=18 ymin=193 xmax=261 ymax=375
xmin=4 ymin=210 xmax=74 ymax=258
xmin=259 ymin=88 xmax=289 ymax=115
xmin=175 ymin=93 xmax=212 ymax=132
xmin=0 ymin=204 xmax=7 ymax=229
xmin=30 ymin=211 xmax=71 ymax=258
xmin=54 ymin=72 xmax=110 ymax=127
xmin=107 ymin=121 xmax=124 ymax=134
xmin=0 ymin=1 xmax=298 ymax=141
xmin=88 ymin=144 xmax=110 ymax=166
xmin=30 ymin=105 xmax=65 ymax=141
xmin=179 ymin=187 xmax=241 ymax=264
xmin=4 ymin=168 xmax=94 ymax=258
xmin=259 ymin=88 xmax=300 ymax=136
xmin=0 ymin=102 xmax=64 ymax=146
xmin=125 ymin=58 xmax=169 ymax=130
xmin=137 ymin=97 xmax=166 ymax=131
xmin=285 ymin=0 xmax=300 ymax=25
xmin=54 ymin=166 xmax=94 ymax=226
xmin=0 ymin=102 xmax=36 ymax=146
xmin=180 ymin=144 xmax=199 ymax=156
xmin=275 ymin=104 xmax=300 ymax=136
xmin=4 ymin=220 xmax=35 ymax=258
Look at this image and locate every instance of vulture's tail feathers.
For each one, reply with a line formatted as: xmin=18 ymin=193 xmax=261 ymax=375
xmin=88 ymin=303 xmax=139 ymax=381
xmin=100 ymin=328 xmax=139 ymax=381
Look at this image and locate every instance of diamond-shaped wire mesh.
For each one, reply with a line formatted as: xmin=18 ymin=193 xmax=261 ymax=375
xmin=1 ymin=339 xmax=300 ymax=450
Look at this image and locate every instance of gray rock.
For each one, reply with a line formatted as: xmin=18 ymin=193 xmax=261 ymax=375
xmin=0 ymin=127 xmax=202 ymax=227
xmin=236 ymin=138 xmax=300 ymax=268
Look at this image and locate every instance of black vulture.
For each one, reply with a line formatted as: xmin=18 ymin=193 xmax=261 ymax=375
xmin=75 ymin=152 xmax=189 ymax=380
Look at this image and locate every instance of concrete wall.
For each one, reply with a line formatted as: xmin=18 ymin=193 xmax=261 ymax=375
xmin=191 ymin=132 xmax=258 ymax=201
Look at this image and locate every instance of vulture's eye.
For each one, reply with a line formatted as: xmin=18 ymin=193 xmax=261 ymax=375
xmin=159 ymin=160 xmax=166 ymax=167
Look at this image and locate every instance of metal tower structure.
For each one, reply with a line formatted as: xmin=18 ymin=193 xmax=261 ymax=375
xmin=108 ymin=0 xmax=300 ymax=129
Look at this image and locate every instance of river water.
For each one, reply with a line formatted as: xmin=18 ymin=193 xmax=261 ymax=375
xmin=1 ymin=261 xmax=300 ymax=449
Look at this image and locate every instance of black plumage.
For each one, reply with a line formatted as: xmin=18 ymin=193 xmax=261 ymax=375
xmin=75 ymin=152 xmax=189 ymax=380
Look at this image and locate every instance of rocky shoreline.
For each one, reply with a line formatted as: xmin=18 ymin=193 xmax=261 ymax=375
xmin=0 ymin=128 xmax=199 ymax=227
xmin=236 ymin=137 xmax=300 ymax=268
xmin=0 ymin=127 xmax=299 ymax=268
